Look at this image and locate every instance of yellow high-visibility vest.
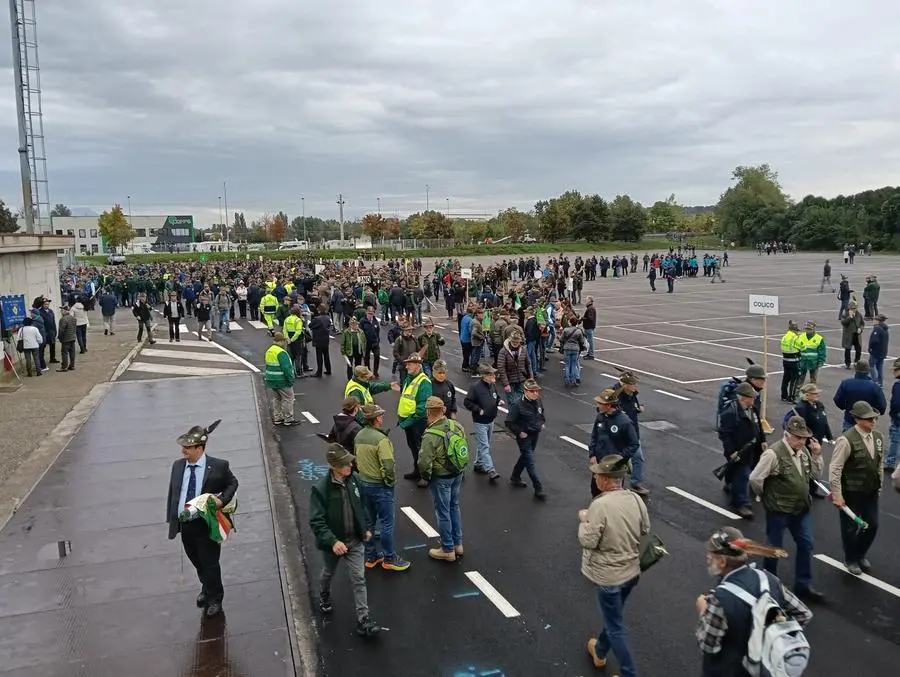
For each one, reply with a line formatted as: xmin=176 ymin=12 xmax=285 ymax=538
xmin=780 ymin=331 xmax=799 ymax=353
xmin=283 ymin=314 xmax=304 ymax=341
xmin=796 ymin=333 xmax=823 ymax=356
xmin=398 ymin=372 xmax=429 ymax=418
xmin=344 ymin=379 xmax=373 ymax=404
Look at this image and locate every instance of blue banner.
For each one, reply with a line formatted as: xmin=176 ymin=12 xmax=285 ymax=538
xmin=1 ymin=295 xmax=27 ymax=331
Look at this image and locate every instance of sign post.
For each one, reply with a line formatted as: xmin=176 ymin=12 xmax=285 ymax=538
xmin=461 ymin=267 xmax=473 ymax=301
xmin=748 ymin=294 xmax=780 ymax=434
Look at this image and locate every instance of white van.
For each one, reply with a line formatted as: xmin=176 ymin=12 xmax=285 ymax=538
xmin=279 ymin=240 xmax=310 ymax=251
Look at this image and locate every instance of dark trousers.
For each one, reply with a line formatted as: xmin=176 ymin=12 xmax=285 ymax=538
xmin=289 ymin=340 xmax=303 ymax=374
xmin=75 ymin=325 xmax=87 ymax=352
xmin=315 ymin=345 xmax=332 ymax=376
xmin=238 ymin=299 xmax=247 ymax=318
xmin=781 ymin=360 xmax=800 ymax=400
xmin=250 ymin=303 xmax=259 ymax=321
xmin=168 ymin=318 xmax=180 ymax=340
xmin=461 ymin=341 xmax=472 ymax=371
xmin=404 ymin=419 xmax=427 ymax=470
xmin=185 ymin=300 xmax=193 ymax=316
xmin=180 ymin=519 xmax=224 ymax=603
xmin=365 ymin=344 xmax=381 ymax=376
xmin=841 ymin=490 xmax=879 ymax=564
xmin=844 ymin=334 xmax=862 ymax=366
xmin=44 ymin=338 xmax=57 ymax=363
xmin=513 ymin=431 xmax=543 ymax=492
xmin=345 ymin=353 xmax=363 ymax=380
xmin=764 ymin=510 xmax=813 ymax=590
xmin=60 ymin=340 xmax=76 ymax=369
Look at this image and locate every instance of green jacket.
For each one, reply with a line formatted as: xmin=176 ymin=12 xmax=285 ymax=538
xmin=417 ymin=417 xmax=464 ymax=480
xmin=264 ymin=345 xmax=295 ymax=389
xmin=308 ymin=473 xmax=369 ymax=551
xmin=418 ymin=332 xmax=445 ymax=363
xmin=275 ymin=304 xmax=292 ymax=326
xmin=398 ymin=372 xmax=432 ymax=428
xmin=354 ymin=426 xmax=396 ymax=486
xmin=341 ymin=329 xmax=367 ymax=357
xmin=864 ymin=281 xmax=880 ymax=302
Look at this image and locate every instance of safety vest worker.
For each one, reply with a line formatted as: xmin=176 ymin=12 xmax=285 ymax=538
xmin=345 ymin=379 xmax=374 ymax=406
xmin=780 ymin=324 xmax=800 ymax=361
xmin=796 ymin=328 xmax=826 ymax=374
xmin=283 ymin=312 xmax=304 ymax=343
xmin=260 ymin=292 xmax=279 ymax=332
xmin=398 ymin=371 xmax=430 ymax=420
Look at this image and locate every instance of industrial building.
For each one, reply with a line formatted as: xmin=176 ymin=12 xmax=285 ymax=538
xmin=21 ymin=215 xmax=197 ymax=254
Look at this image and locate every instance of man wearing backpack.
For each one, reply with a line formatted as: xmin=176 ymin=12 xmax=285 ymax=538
xmin=749 ymin=416 xmax=826 ymax=604
xmin=418 ymin=396 xmax=467 ymax=562
xmin=696 ymin=527 xmax=812 ymax=677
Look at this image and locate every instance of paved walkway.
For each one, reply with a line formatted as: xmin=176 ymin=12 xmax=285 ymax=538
xmin=0 ymin=374 xmax=297 ymax=676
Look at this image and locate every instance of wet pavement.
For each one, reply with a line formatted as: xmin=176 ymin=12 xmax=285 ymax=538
xmin=0 ymin=375 xmax=296 ymax=677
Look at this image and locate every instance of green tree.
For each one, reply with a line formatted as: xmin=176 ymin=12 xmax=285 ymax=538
xmin=716 ymin=164 xmax=790 ymax=245
xmin=572 ymin=195 xmax=610 ymax=243
xmin=648 ymin=194 xmax=682 ymax=233
xmin=97 ymin=204 xmax=136 ymax=250
xmin=232 ymin=211 xmax=249 ymax=240
xmin=498 ymin=207 xmax=529 ymax=241
xmin=50 ymin=203 xmax=72 ymax=217
xmin=409 ymin=210 xmax=453 ymax=239
xmin=0 ymin=199 xmax=18 ymax=233
xmin=608 ymin=195 xmax=648 ymax=242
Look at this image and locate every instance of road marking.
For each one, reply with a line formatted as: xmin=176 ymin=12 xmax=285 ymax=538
xmin=655 ymin=389 xmax=691 ymax=401
xmin=380 ymin=355 xmax=389 ymax=361
xmin=452 ymin=329 xmax=459 ymax=334
xmin=140 ymin=348 xmax=238 ymax=363
xmin=453 ymin=591 xmax=481 ymax=599
xmin=601 ymin=373 xmax=619 ymax=379
xmin=464 ymin=571 xmax=521 ymax=618
xmin=666 ymin=486 xmax=741 ymax=520
xmin=248 ymin=320 xmax=269 ymax=329
xmin=400 ymin=506 xmax=440 ymax=538
xmin=301 ymin=411 xmax=320 ymax=424
xmin=127 ymin=363 xmax=248 ymax=377
xmin=455 ymin=387 xmax=468 ymax=395
xmin=202 ymin=335 xmax=261 ymax=373
xmin=179 ymin=324 xmax=190 ymax=333
xmin=814 ymin=554 xmax=900 ymax=598
xmin=560 ymin=435 xmax=589 ymax=451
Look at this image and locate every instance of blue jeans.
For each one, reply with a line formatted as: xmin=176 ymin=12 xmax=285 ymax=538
xmin=585 ymin=328 xmax=594 ymax=358
xmin=730 ymin=463 xmax=751 ymax=509
xmin=473 ymin=421 xmax=496 ymax=471
xmin=527 ymin=341 xmax=539 ymax=376
xmin=359 ymin=481 xmax=397 ymax=560
xmin=888 ymin=417 xmax=900 ymax=468
xmin=512 ymin=432 xmax=543 ymax=491
xmin=429 ymin=474 xmax=463 ymax=552
xmin=470 ymin=345 xmax=483 ymax=371
xmin=422 ymin=362 xmax=433 ymax=379
xmin=838 ymin=298 xmax=848 ymax=320
xmin=870 ymin=356 xmax=884 ymax=386
xmin=545 ymin=325 xmax=556 ymax=351
xmin=218 ymin=310 xmax=230 ymax=332
xmin=763 ymin=510 xmax=813 ymax=590
xmin=594 ymin=575 xmax=640 ymax=677
xmin=564 ymin=350 xmax=579 ymax=384
xmin=629 ymin=443 xmax=645 ymax=487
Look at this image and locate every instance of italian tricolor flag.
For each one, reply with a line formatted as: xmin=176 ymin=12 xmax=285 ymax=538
xmin=180 ymin=494 xmax=233 ymax=543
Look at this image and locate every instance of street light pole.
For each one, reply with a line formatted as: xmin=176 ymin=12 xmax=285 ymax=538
xmin=218 ymin=196 xmax=223 ymax=238
xmin=301 ymin=196 xmax=307 ymax=243
xmin=336 ymin=193 xmax=345 ymax=241
xmin=446 ymin=197 xmax=450 ymax=217
xmin=222 ymin=181 xmax=229 ymax=234
xmin=425 ymin=184 xmax=430 ymax=211
xmin=127 ymin=195 xmax=132 ymax=226
xmin=377 ymin=196 xmax=381 ymax=215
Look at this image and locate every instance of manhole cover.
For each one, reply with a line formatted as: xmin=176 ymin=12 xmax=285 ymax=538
xmin=640 ymin=420 xmax=678 ymax=432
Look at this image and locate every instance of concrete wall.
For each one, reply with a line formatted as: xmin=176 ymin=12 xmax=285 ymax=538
xmin=0 ymin=250 xmax=60 ymax=310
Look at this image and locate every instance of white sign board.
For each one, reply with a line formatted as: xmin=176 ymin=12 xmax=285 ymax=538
xmin=461 ymin=268 xmax=473 ymax=280
xmin=314 ymin=264 xmax=325 ymax=275
xmin=358 ymin=275 xmax=371 ymax=284
xmin=749 ymin=294 xmax=779 ymax=316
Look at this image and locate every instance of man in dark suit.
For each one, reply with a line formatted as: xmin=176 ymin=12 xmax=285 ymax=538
xmin=166 ymin=420 xmax=239 ymax=617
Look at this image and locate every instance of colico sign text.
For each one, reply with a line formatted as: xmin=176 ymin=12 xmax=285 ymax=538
xmin=748 ymin=294 xmax=779 ymax=316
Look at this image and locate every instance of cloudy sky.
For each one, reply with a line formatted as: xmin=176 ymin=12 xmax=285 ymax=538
xmin=1 ymin=1 xmax=899 ymax=228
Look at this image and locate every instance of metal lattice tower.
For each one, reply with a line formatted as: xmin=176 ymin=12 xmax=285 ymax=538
xmin=9 ymin=0 xmax=50 ymax=233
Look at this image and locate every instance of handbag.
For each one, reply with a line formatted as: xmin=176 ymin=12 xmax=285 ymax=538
xmin=639 ymin=532 xmax=668 ymax=572
xmin=16 ymin=339 xmax=24 ymax=353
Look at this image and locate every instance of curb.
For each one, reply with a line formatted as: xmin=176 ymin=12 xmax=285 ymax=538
xmin=111 ymin=336 xmax=146 ymax=382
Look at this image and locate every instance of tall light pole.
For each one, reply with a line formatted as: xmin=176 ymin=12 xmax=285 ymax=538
xmin=222 ymin=181 xmax=229 ymax=233
xmin=336 ymin=193 xmax=345 ymax=241
xmin=377 ymin=196 xmax=381 ymax=215
xmin=126 ymin=195 xmax=132 ymax=226
xmin=425 ymin=184 xmax=430 ymax=211
xmin=446 ymin=197 xmax=450 ymax=217
xmin=218 ymin=196 xmax=223 ymax=239
xmin=301 ymin=196 xmax=307 ymax=242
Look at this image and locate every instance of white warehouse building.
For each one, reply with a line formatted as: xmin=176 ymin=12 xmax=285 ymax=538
xmin=38 ymin=215 xmax=196 ymax=254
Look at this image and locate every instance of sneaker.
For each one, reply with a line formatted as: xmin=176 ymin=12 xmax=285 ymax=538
xmin=473 ymin=465 xmax=488 ymax=475
xmin=273 ymin=420 xmax=284 ymax=426
xmin=510 ymin=478 xmax=527 ymax=488
xmin=488 ymin=470 xmax=501 ymax=482
xmin=365 ymin=554 xmax=384 ymax=569
xmin=534 ymin=490 xmax=547 ymax=501
xmin=859 ymin=558 xmax=872 ymax=573
xmin=454 ymin=545 xmax=464 ymax=558
xmin=282 ymin=420 xmax=301 ymax=427
xmin=736 ymin=506 xmax=754 ymax=519
xmin=356 ymin=617 xmax=382 ymax=637
xmin=381 ymin=556 xmax=411 ymax=571
xmin=428 ymin=548 xmax=456 ymax=562
xmin=417 ymin=478 xmax=428 ymax=488
xmin=586 ymin=638 xmax=607 ymax=669
xmin=630 ymin=485 xmax=650 ymax=496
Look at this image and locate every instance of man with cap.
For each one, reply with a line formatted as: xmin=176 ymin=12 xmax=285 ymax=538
xmin=611 ymin=373 xmax=650 ymax=495
xmin=887 ymin=357 xmax=900 ymax=473
xmin=505 ymin=378 xmax=548 ymax=500
xmin=841 ymin=299 xmax=865 ymax=368
xmin=717 ymin=382 xmax=767 ymax=518
xmin=430 ymin=359 xmax=458 ymax=420
xmin=340 ymin=316 xmax=367 ymax=380
xmin=166 ymin=420 xmax=239 ymax=617
xmin=832 ymin=359 xmax=885 ymax=431
xmin=308 ymin=443 xmax=381 ymax=636
xmin=695 ymin=526 xmax=812 ymax=676
xmin=795 ymin=320 xmax=827 ymax=386
xmin=418 ymin=396 xmax=467 ymax=561
xmin=282 ymin=304 xmax=305 ymax=376
xmin=579 ymin=454 xmax=650 ymax=674
xmin=264 ymin=332 xmax=300 ymax=426
xmin=329 ymin=398 xmax=363 ymax=450
xmin=397 ymin=353 xmax=433 ymax=486
xmin=828 ymin=401 xmax=884 ymax=576
xmin=497 ymin=330 xmax=533 ymax=408
xmin=418 ymin=316 xmax=445 ymax=378
xmin=56 ymin=304 xmax=77 ymax=372
xmin=779 ymin=320 xmax=801 ymax=402
xmin=392 ymin=320 xmax=419 ymax=383
xmin=589 ymin=388 xmax=643 ymax=498
xmin=464 ymin=362 xmax=503 ymax=481
xmin=867 ymin=313 xmax=889 ymax=387
xmin=749 ymin=416 xmax=826 ymax=603
xmin=794 ymin=383 xmax=834 ymax=447
xmin=837 ymin=273 xmax=852 ymax=320
xmin=345 ymin=365 xmax=400 ymax=418
xmin=354 ymin=404 xmax=411 ymax=572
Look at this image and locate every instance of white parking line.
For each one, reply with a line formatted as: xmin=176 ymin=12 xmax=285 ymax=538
xmin=560 ymin=435 xmax=589 ymax=451
xmin=301 ymin=411 xmax=320 ymax=424
xmin=400 ymin=506 xmax=440 ymax=538
xmin=655 ymin=389 xmax=691 ymax=401
xmin=666 ymin=486 xmax=741 ymax=520
xmin=464 ymin=571 xmax=521 ymax=618
xmin=814 ymin=554 xmax=900 ymax=599
xmin=248 ymin=320 xmax=269 ymax=329
xmin=380 ymin=355 xmax=389 ymax=361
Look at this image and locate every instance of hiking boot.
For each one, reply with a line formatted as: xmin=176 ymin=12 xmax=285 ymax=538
xmin=488 ymin=470 xmax=501 ymax=482
xmin=365 ymin=554 xmax=384 ymax=569
xmin=631 ymin=484 xmax=650 ymax=496
xmin=428 ymin=548 xmax=456 ymax=562
xmin=510 ymin=478 xmax=527 ymax=488
xmin=534 ymin=490 xmax=547 ymax=501
xmin=586 ymin=637 xmax=607 ymax=668
xmin=319 ymin=595 xmax=334 ymax=614
xmin=454 ymin=545 xmax=464 ymax=558
xmin=356 ymin=616 xmax=382 ymax=637
xmin=736 ymin=506 xmax=754 ymax=519
xmin=473 ymin=465 xmax=488 ymax=474
xmin=859 ymin=558 xmax=872 ymax=573
xmin=382 ymin=556 xmax=411 ymax=571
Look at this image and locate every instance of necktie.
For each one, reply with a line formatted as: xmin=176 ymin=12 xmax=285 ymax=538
xmin=186 ymin=465 xmax=198 ymax=504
